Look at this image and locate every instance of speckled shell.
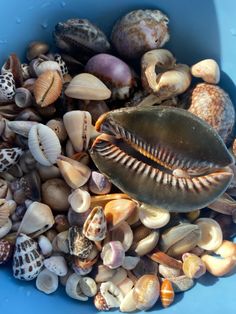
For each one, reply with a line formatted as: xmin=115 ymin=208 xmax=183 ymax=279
xmin=68 ymin=226 xmax=93 ymax=259
xmin=0 ymin=72 xmax=16 ymax=102
xmin=13 ymin=233 xmax=44 ymax=281
xmin=83 ymin=206 xmax=107 ymax=241
xmin=188 ymin=83 xmax=235 ymax=142
xmin=94 ymin=292 xmax=109 ymax=311
xmin=0 ymin=147 xmax=23 ymax=172
xmin=54 ymin=54 xmax=68 ymax=76
xmin=0 ymin=199 xmax=11 ymax=227
xmin=160 ymin=278 xmax=175 ymax=308
xmin=28 ymin=124 xmax=61 ymax=166
xmin=0 ymin=239 xmax=13 ymax=264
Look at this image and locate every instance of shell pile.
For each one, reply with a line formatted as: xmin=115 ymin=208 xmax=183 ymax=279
xmin=0 ymin=8 xmax=236 ymax=313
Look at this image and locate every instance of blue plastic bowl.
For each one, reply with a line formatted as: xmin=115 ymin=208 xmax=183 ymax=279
xmin=0 ymin=1 xmax=235 ymax=313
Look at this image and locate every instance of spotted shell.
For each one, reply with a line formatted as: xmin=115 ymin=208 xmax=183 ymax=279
xmin=28 ymin=124 xmax=61 ymax=166
xmin=68 ymin=226 xmax=93 ymax=259
xmin=54 ymin=54 xmax=68 ymax=76
xmin=13 ymin=233 xmax=44 ymax=281
xmin=0 ymin=72 xmax=16 ymax=102
xmin=160 ymin=278 xmax=175 ymax=308
xmin=83 ymin=206 xmax=107 ymax=241
xmin=0 ymin=239 xmax=13 ymax=264
xmin=0 ymin=199 xmax=12 ymax=227
xmin=0 ymin=147 xmax=23 ymax=172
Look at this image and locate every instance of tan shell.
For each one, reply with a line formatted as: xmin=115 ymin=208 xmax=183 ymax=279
xmin=120 ymin=288 xmax=136 ymax=312
xmin=90 ymin=193 xmax=131 ymax=208
xmin=191 ymin=59 xmax=220 ymax=84
xmin=46 ymin=119 xmax=67 ymax=142
xmin=68 ymin=188 xmax=91 ymax=213
xmin=34 ymin=70 xmax=62 ymax=107
xmin=138 ymin=203 xmax=170 ymax=229
xmin=83 ymin=206 xmax=107 ymax=241
xmin=0 ymin=199 xmax=11 ymax=227
xmin=65 ymin=73 xmax=111 ymax=100
xmin=26 ymin=41 xmax=49 ymax=61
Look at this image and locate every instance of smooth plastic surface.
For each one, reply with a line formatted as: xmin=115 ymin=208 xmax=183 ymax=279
xmin=0 ymin=0 xmax=236 ymax=313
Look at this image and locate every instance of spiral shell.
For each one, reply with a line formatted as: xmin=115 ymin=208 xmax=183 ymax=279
xmin=28 ymin=124 xmax=61 ymax=166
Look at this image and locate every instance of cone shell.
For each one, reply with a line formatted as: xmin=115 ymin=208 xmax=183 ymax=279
xmin=0 ymin=147 xmax=23 ymax=172
xmin=34 ymin=70 xmax=62 ymax=107
xmin=83 ymin=206 xmax=107 ymax=241
xmin=13 ymin=233 xmax=44 ymax=280
xmin=28 ymin=124 xmax=61 ymax=166
xmin=160 ymin=278 xmax=175 ymax=308
xmin=65 ymin=73 xmax=111 ymax=100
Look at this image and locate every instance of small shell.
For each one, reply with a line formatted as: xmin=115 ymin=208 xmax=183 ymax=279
xmin=88 ymin=171 xmax=112 ymax=195
xmin=19 ymin=170 xmax=41 ymax=201
xmin=44 ymin=255 xmax=68 ymax=276
xmin=94 ymin=292 xmax=109 ymax=311
xmin=117 ymin=277 xmax=134 ymax=295
xmin=26 ymin=41 xmax=49 ymax=61
xmin=167 ymin=275 xmax=194 ymax=293
xmin=132 ymin=256 xmax=158 ymax=278
xmin=182 ymin=253 xmax=206 ymax=279
xmin=68 ymin=188 xmax=91 ymax=214
xmin=94 ymin=264 xmax=116 ymax=283
xmin=208 ymin=193 xmax=236 ymax=215
xmin=122 ymin=256 xmax=140 ymax=270
xmin=133 ymin=274 xmax=160 ymax=310
xmin=18 ymin=201 xmax=54 ymax=237
xmin=191 ymin=59 xmax=220 ymax=84
xmin=34 ymin=70 xmax=62 ymax=107
xmin=7 ymin=120 xmax=38 ymax=138
xmin=34 ymin=61 xmax=62 ymax=77
xmin=1 ymin=53 xmax=23 ymax=87
xmin=83 ymin=206 xmax=107 ymax=241
xmin=148 ymin=250 xmax=183 ymax=270
xmin=160 ymin=278 xmax=175 ymax=308
xmin=53 ymin=231 xmax=69 ymax=254
xmin=138 ymin=203 xmax=170 ymax=229
xmin=0 ymin=72 xmax=15 ymax=103
xmin=110 ymin=221 xmax=133 ymax=252
xmin=54 ymin=215 xmax=69 ymax=233
xmin=101 ymin=241 xmax=125 ymax=269
xmin=80 ymin=276 xmax=97 ymax=297
xmin=0 ymin=218 xmax=12 ymax=239
xmin=195 ymin=218 xmax=223 ymax=251
xmin=36 ymin=268 xmax=59 ymax=294
xmin=159 ymin=264 xmax=182 ymax=278
xmin=65 ymin=73 xmax=111 ymax=100
xmin=0 ymin=239 xmax=13 ymax=264
xmin=109 ymin=268 xmax=127 ymax=286
xmin=0 ymin=148 xmax=23 ymax=172
xmin=100 ymin=281 xmax=124 ymax=308
xmin=28 ymin=124 xmax=61 ymax=166
xmin=119 ymin=288 xmax=136 ymax=312
xmin=13 ymin=233 xmax=44 ymax=280
xmin=36 ymin=164 xmax=61 ymax=181
xmin=134 ymin=230 xmax=159 ymax=256
xmin=0 ymin=199 xmax=11 ymax=227
xmin=21 ymin=63 xmax=30 ymax=80
xmin=65 ymin=273 xmax=88 ymax=301
xmin=38 ymin=235 xmax=53 ymax=256
xmin=54 ymin=53 xmax=68 ymax=76
xmin=90 ymin=193 xmax=131 ymax=209
xmin=68 ymin=226 xmax=93 ymax=259
xmin=46 ymin=119 xmax=67 ymax=142
xmin=14 ymin=88 xmax=33 ymax=108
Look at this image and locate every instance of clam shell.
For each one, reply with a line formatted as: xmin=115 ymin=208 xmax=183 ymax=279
xmin=83 ymin=206 xmax=107 ymax=241
xmin=14 ymin=88 xmax=33 ymax=108
xmin=68 ymin=226 xmax=93 ymax=259
xmin=139 ymin=203 xmax=170 ymax=229
xmin=13 ymin=233 xmax=44 ymax=280
xmin=0 ymin=147 xmax=23 ymax=172
xmin=44 ymin=255 xmax=68 ymax=276
xmin=65 ymin=73 xmax=111 ymax=100
xmin=28 ymin=124 xmax=61 ymax=166
xmin=36 ymin=268 xmax=59 ymax=294
xmin=68 ymin=188 xmax=91 ymax=214
xmin=34 ymin=70 xmax=62 ymax=107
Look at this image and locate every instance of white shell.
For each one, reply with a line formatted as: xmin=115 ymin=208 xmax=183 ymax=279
xmin=139 ymin=204 xmax=170 ymax=229
xmin=35 ymin=61 xmax=62 ymax=77
xmin=7 ymin=120 xmax=38 ymax=137
xmin=80 ymin=277 xmax=97 ymax=297
xmin=65 ymin=273 xmax=88 ymax=301
xmin=18 ymin=202 xmax=55 ymax=237
xmin=191 ymin=59 xmax=220 ymax=84
xmin=44 ymin=255 xmax=68 ymax=276
xmin=38 ymin=235 xmax=53 ymax=256
xmin=63 ymin=111 xmax=92 ymax=152
xmin=122 ymin=256 xmax=140 ymax=270
xmin=68 ymin=188 xmax=91 ymax=213
xmin=36 ymin=268 xmax=59 ymax=294
xmin=110 ymin=268 xmax=127 ymax=286
xmin=0 ymin=218 xmax=12 ymax=239
xmin=28 ymin=124 xmax=61 ymax=166
xmin=100 ymin=281 xmax=124 ymax=308
xmin=134 ymin=231 xmax=159 ymax=256
xmin=53 ymin=231 xmax=69 ymax=254
xmin=119 ymin=288 xmax=136 ymax=312
xmin=111 ymin=222 xmax=133 ymax=252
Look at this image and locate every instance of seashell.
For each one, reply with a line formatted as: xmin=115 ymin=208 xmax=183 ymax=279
xmin=54 ymin=53 xmax=68 ymax=76
xmin=101 ymin=241 xmax=125 ymax=269
xmin=110 ymin=221 xmax=133 ymax=252
xmin=132 ymin=225 xmax=151 ymax=243
xmin=159 ymin=264 xmax=182 ymax=278
xmin=28 ymin=124 xmax=61 ymax=166
xmin=83 ymin=206 xmax=107 ymax=241
xmin=14 ymin=88 xmax=33 ymax=108
xmin=134 ymin=230 xmax=159 ymax=256
xmin=138 ymin=203 xmax=170 ymax=229
xmin=100 ymin=281 xmax=124 ymax=308
xmin=122 ymin=256 xmax=140 ymax=271
xmin=94 ymin=264 xmax=116 ymax=283
xmin=26 ymin=41 xmax=49 ymax=61
xmin=0 ymin=103 xmax=21 ymax=120
xmin=0 ymin=199 xmax=11 ymax=227
xmin=160 ymin=278 xmax=175 ymax=308
xmin=68 ymin=226 xmax=93 ymax=259
xmin=0 ymin=179 xmax=10 ymax=199
xmin=79 ymin=100 xmax=110 ymax=124
xmin=23 ymin=78 xmax=36 ymax=93
xmin=59 ymin=269 xmax=73 ymax=286
xmin=15 ymin=107 xmax=42 ymax=122
xmin=13 ymin=233 xmax=44 ymax=280
xmin=191 ymin=59 xmax=220 ymax=84
xmin=91 ymin=193 xmax=131 ymax=209
xmin=88 ymin=171 xmax=112 ymax=195
xmin=19 ymin=170 xmax=41 ymax=201
xmin=68 ymin=188 xmax=91 ymax=214
xmin=34 ymin=70 xmax=62 ymax=107
xmin=109 ymin=267 xmax=127 ymax=286
xmin=117 ymin=277 xmax=134 ymax=296
xmin=53 ymin=18 xmax=110 ymax=60
xmin=46 ymin=119 xmax=67 ymax=142
xmin=44 ymin=255 xmax=68 ymax=276
xmin=21 ymin=63 xmax=30 ymax=80
xmin=53 ymin=231 xmax=69 ymax=254
xmin=149 ymin=249 xmax=183 ymax=270
xmin=133 ymin=274 xmax=160 ymax=310
xmin=94 ymin=292 xmax=109 ymax=311
xmin=80 ymin=276 xmax=97 ymax=297
xmin=57 ymin=156 xmax=91 ymax=189
xmin=72 ymin=255 xmax=98 ymax=276
xmin=38 ymin=235 xmax=53 ymax=257
xmin=185 ymin=209 xmax=201 ymax=222
xmin=7 ymin=121 xmax=38 ymax=138
xmin=67 ymin=207 xmax=92 ymax=227
xmin=36 ymin=164 xmax=61 ymax=181
xmin=42 ymin=178 xmax=70 ymax=211
xmin=36 ymin=268 xmax=59 ymax=294
xmin=160 ymin=223 xmax=201 ymax=257
xmin=188 ymin=83 xmax=235 ymax=142
xmin=71 ymin=151 xmax=90 ymax=165
xmin=111 ymin=9 xmax=169 ymax=59
xmin=0 ymin=147 xmax=23 ymax=173
xmin=182 ymin=253 xmax=206 ymax=279
xmin=65 ymin=73 xmax=111 ymax=100
xmin=65 ymin=273 xmax=88 ymax=301
xmin=167 ymin=275 xmax=194 ymax=293
xmin=0 ymin=218 xmax=12 ymax=239
xmin=119 ymin=288 xmax=136 ymax=313
xmin=0 ymin=72 xmax=15 ymax=102
xmin=132 ymin=256 xmax=158 ymax=278
xmin=0 ymin=239 xmax=13 ymax=264
xmin=18 ymin=201 xmax=54 ymax=237
xmin=195 ymin=218 xmax=223 ymax=251
xmin=104 ymin=199 xmax=137 ymax=230
xmin=54 ymin=215 xmax=69 ymax=233
xmin=34 ymin=61 xmax=62 ymax=77
xmin=1 ymin=53 xmax=23 ymax=87
xmin=208 ymin=192 xmax=236 ymax=215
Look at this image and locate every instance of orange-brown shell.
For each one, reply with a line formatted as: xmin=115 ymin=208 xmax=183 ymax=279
xmin=34 ymin=70 xmax=62 ymax=107
xmin=160 ymin=278 xmax=175 ymax=308
xmin=94 ymin=292 xmax=109 ymax=311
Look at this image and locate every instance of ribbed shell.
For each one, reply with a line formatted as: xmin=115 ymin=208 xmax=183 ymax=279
xmin=28 ymin=124 xmax=61 ymax=166
xmin=0 ymin=147 xmax=23 ymax=172
xmin=13 ymin=233 xmax=44 ymax=281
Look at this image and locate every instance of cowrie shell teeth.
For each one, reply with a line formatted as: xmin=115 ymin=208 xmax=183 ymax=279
xmin=28 ymin=124 xmax=61 ymax=166
xmin=100 ymin=281 xmax=124 ymax=308
xmin=36 ymin=268 xmax=59 ymax=294
xmin=195 ymin=218 xmax=223 ymax=251
xmin=139 ymin=203 xmax=170 ymax=229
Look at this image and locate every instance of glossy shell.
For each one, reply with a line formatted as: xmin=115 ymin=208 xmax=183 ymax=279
xmin=83 ymin=206 xmax=107 ymax=241
xmin=160 ymin=278 xmax=175 ymax=308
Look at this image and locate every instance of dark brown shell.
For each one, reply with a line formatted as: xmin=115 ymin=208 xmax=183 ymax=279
xmin=68 ymin=226 xmax=93 ymax=259
xmin=0 ymin=239 xmax=13 ymax=264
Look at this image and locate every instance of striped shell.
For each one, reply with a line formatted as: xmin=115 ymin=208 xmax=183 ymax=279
xmin=13 ymin=233 xmax=44 ymax=281
xmin=0 ymin=147 xmax=23 ymax=172
xmin=160 ymin=278 xmax=175 ymax=308
xmin=83 ymin=206 xmax=107 ymax=241
xmin=28 ymin=124 xmax=61 ymax=166
xmin=0 ymin=239 xmax=13 ymax=264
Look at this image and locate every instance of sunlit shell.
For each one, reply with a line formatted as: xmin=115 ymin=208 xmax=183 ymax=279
xmin=138 ymin=203 xmax=170 ymax=229
xmin=191 ymin=59 xmax=220 ymax=84
xmin=68 ymin=226 xmax=93 ymax=259
xmin=68 ymin=188 xmax=91 ymax=214
xmin=160 ymin=278 xmax=175 ymax=308
xmin=65 ymin=273 xmax=88 ymax=301
xmin=28 ymin=124 xmax=61 ymax=166
xmin=83 ymin=206 xmax=107 ymax=241
xmin=13 ymin=233 xmax=44 ymax=280
xmin=44 ymin=255 xmax=68 ymax=276
xmin=182 ymin=253 xmax=206 ymax=279
xmin=0 ymin=147 xmax=23 ymax=172
xmin=36 ymin=268 xmax=59 ymax=294
xmin=26 ymin=41 xmax=49 ymax=61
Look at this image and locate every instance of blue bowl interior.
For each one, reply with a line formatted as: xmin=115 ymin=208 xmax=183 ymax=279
xmin=0 ymin=0 xmax=236 ymax=313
